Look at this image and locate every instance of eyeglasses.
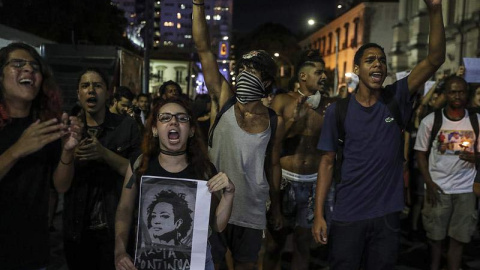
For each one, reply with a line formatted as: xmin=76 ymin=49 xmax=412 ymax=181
xmin=157 ymin=113 xmax=190 ymax=123
xmin=5 ymin=59 xmax=41 ymax=72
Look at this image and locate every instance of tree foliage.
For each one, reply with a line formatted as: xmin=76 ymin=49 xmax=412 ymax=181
xmin=0 ymin=0 xmax=129 ymax=46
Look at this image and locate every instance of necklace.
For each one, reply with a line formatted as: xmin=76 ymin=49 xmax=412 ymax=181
xmin=160 ymin=149 xmax=187 ymax=156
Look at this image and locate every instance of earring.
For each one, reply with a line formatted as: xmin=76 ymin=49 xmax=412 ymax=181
xmin=189 ymin=133 xmax=194 ymax=138
xmin=153 ymin=131 xmax=158 ymax=137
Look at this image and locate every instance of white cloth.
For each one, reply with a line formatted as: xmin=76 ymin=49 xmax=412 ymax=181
xmin=414 ymin=109 xmax=480 ymax=194
xmin=140 ymin=111 xmax=146 ymax=125
xmin=281 ymin=169 xmax=317 ymax=182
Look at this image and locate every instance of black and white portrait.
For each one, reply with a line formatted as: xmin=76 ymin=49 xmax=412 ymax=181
xmin=135 ymin=176 xmax=211 ymax=270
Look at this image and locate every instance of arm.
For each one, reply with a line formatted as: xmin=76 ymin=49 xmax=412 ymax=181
xmin=266 ymin=116 xmax=285 ymax=230
xmin=312 ymin=151 xmax=335 ymax=244
xmin=416 ymin=150 xmax=442 ymax=206
xmin=53 ymin=114 xmax=83 ymax=193
xmin=206 ymin=172 xmax=235 ymax=232
xmin=192 ymin=0 xmax=233 ymax=115
xmin=407 ymin=0 xmax=445 ymax=94
xmin=114 ymin=165 xmax=137 ymax=270
xmin=0 ymin=118 xmax=68 ymax=182
xmin=75 ymin=136 xmax=129 ymax=176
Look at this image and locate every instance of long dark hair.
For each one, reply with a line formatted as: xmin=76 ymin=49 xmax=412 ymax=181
xmin=137 ymin=98 xmax=213 ymax=180
xmin=0 ymin=42 xmax=62 ymax=128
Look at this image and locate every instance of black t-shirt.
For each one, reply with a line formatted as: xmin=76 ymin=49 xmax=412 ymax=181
xmin=0 ymin=117 xmax=61 ymax=269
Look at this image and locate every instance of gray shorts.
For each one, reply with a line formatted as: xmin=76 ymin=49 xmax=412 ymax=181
xmin=422 ymin=192 xmax=478 ymax=243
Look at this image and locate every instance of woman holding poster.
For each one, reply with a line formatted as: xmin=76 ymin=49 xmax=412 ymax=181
xmin=114 ymin=98 xmax=235 ymax=270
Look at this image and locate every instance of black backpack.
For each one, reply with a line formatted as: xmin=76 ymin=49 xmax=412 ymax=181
xmin=207 ymin=96 xmax=278 ymax=154
xmin=334 ymin=89 xmax=405 ymax=183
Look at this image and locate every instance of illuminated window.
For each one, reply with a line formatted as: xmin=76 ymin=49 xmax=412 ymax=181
xmin=164 ymin=22 xmax=174 ymax=27
xmin=206 ymin=15 xmax=211 ymax=20
xmin=177 ymin=13 xmax=181 ymax=19
xmin=177 ymin=23 xmax=181 ymax=29
xmin=184 ymin=35 xmax=192 ymax=39
xmin=180 ymin=4 xmax=185 ymax=9
xmin=213 ymin=15 xmax=221 ymax=20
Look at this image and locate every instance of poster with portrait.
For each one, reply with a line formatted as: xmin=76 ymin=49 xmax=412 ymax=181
xmin=434 ymin=129 xmax=475 ymax=155
xmin=134 ymin=176 xmax=211 ymax=270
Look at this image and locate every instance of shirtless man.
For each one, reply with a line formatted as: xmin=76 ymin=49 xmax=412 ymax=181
xmin=193 ymin=1 xmax=283 ymax=269
xmin=264 ymin=50 xmax=338 ymax=270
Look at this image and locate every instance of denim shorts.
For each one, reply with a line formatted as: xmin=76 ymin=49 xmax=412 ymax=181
xmin=281 ymin=179 xmax=316 ymax=228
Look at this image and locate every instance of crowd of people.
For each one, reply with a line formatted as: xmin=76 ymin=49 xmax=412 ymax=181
xmin=2 ymin=0 xmax=480 ymax=270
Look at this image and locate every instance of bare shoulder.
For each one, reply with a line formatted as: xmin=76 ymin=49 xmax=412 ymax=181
xmin=271 ymin=92 xmax=296 ymax=113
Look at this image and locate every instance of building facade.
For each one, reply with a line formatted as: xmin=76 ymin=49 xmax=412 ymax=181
xmin=299 ymin=2 xmax=399 ymax=87
xmin=390 ymin=0 xmax=480 ymax=77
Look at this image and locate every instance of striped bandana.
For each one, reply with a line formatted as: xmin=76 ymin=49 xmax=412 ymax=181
xmin=235 ymin=71 xmax=266 ymax=104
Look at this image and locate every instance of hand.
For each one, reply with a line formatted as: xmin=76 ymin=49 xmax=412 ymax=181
xmin=425 ymin=180 xmax=443 ymax=206
xmin=312 ymin=216 xmax=328 ymax=244
xmin=268 ymin=204 xmax=283 ymax=231
xmin=115 ymin=253 xmax=137 ymax=270
xmin=75 ymin=136 xmax=105 ymax=161
xmin=207 ymin=172 xmax=235 ymax=194
xmin=424 ymin=0 xmax=442 ymax=9
xmin=292 ymin=95 xmax=311 ymax=121
xmin=61 ymin=113 xmax=83 ymax=152
xmin=459 ymin=151 xmax=476 ymax=163
xmin=10 ymin=118 xmax=67 ymax=159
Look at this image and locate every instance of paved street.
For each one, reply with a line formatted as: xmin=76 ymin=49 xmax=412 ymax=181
xmin=48 ymin=210 xmax=480 ymax=270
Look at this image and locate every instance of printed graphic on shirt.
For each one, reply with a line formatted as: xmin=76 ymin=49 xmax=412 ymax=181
xmin=434 ymin=129 xmax=474 ymax=155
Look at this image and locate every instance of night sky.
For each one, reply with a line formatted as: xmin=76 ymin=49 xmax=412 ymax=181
xmin=233 ymin=0 xmax=336 ymax=35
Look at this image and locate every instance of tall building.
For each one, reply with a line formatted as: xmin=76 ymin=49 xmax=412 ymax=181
xmin=299 ymin=2 xmax=399 ymax=89
xmin=128 ymin=0 xmax=233 ymax=95
xmin=390 ymin=0 xmax=480 ymax=76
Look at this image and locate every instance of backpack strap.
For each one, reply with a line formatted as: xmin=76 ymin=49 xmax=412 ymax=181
xmin=468 ymin=108 xmax=479 ymax=155
xmin=266 ymin=108 xmax=278 ymax=155
xmin=208 ymin=96 xmax=237 ymax=148
xmin=428 ymin=109 xmax=443 ymax=154
xmin=125 ymin=154 xmax=143 ymax=189
xmin=334 ymin=96 xmax=351 ymax=183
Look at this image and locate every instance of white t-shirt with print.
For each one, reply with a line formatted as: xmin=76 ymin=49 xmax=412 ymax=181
xmin=414 ymin=109 xmax=480 ymax=194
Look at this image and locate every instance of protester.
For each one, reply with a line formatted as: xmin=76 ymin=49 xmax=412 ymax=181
xmin=264 ymin=50 xmax=339 ymax=270
xmin=193 ymin=2 xmax=284 ymax=269
xmin=114 ymin=98 xmax=235 ymax=270
xmin=0 ymin=42 xmax=81 ymax=270
xmin=137 ymin=93 xmax=150 ymax=126
xmin=110 ymin=86 xmax=135 ymax=116
xmin=415 ymin=75 xmax=479 ymax=270
xmin=63 ymin=68 xmax=141 ymax=270
xmin=312 ymin=0 xmax=446 ymax=268
xmin=159 ymin=80 xmax=182 ymax=100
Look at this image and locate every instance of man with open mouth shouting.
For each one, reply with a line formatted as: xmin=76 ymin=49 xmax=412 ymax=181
xmin=313 ymin=0 xmax=446 ymax=269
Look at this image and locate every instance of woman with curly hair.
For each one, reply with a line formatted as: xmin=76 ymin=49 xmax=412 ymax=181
xmin=0 ymin=42 xmax=81 ymax=270
xmin=115 ymin=98 xmax=234 ymax=270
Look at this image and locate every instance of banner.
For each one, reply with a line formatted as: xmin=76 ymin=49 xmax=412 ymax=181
xmin=135 ymin=176 xmax=211 ymax=270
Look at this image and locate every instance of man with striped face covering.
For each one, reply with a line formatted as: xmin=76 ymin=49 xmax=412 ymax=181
xmin=193 ymin=3 xmax=284 ymax=269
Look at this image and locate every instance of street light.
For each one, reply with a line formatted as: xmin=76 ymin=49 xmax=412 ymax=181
xmin=307 ymin=19 xmax=315 ymax=26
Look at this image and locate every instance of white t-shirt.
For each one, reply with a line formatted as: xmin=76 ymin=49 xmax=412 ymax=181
xmin=414 ymin=109 xmax=480 ymax=194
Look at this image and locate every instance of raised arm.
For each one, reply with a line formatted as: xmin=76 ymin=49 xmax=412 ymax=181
xmin=408 ymin=0 xmax=445 ymax=94
xmin=192 ymin=0 xmax=233 ymax=113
